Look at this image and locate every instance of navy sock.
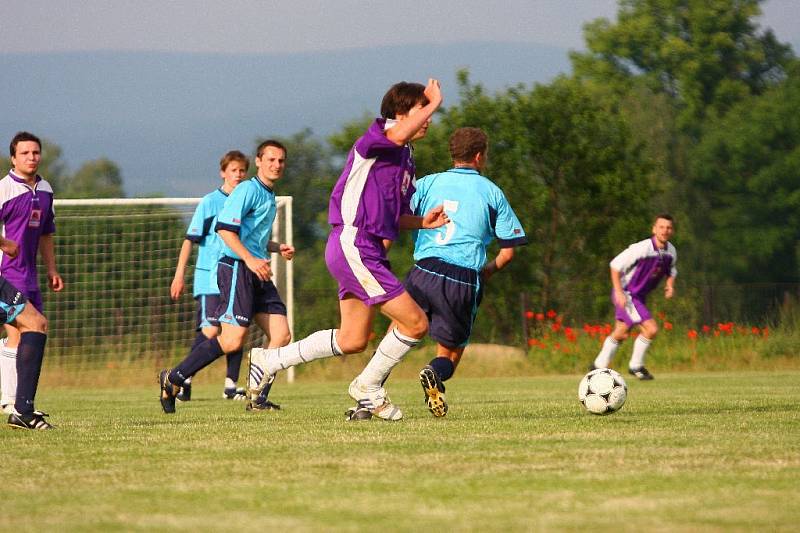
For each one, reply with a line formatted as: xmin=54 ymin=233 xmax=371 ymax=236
xmin=14 ymin=332 xmax=47 ymax=415
xmin=226 ymin=349 xmax=243 ymax=383
xmin=190 ymin=332 xmax=208 ymax=351
xmin=430 ymin=356 xmax=455 ymax=382
xmin=170 ymin=337 xmax=224 ymax=385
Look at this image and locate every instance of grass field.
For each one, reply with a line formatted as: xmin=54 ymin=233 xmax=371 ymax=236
xmin=3 ymin=371 xmax=799 ymax=532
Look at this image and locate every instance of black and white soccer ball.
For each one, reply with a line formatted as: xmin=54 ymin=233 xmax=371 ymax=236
xmin=578 ymin=368 xmax=627 ymax=415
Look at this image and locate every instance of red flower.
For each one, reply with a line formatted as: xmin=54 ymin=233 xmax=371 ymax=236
xmin=687 ymin=329 xmax=698 ymax=340
xmin=550 ymin=322 xmax=561 ymax=332
xmin=525 ymin=310 xmax=534 ymax=319
xmin=535 ymin=313 xmax=545 ymax=321
xmin=751 ymin=327 xmax=760 ymax=335
xmin=546 ymin=309 xmax=557 ymax=319
xmin=702 ymin=325 xmax=711 ymax=333
xmin=663 ymin=321 xmax=673 ymax=331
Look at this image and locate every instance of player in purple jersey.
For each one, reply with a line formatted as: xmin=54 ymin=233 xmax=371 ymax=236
xmin=590 ymin=214 xmax=677 ymax=380
xmin=0 ymin=132 xmax=63 ymax=416
xmin=169 ymin=151 xmax=248 ymax=402
xmin=249 ymin=79 xmax=448 ymax=421
xmin=0 ymin=132 xmax=59 ymax=429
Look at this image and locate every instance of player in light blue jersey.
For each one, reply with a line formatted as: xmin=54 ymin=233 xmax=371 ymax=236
xmin=404 ymin=127 xmax=528 ymax=416
xmin=159 ymin=141 xmax=293 ymax=414
xmin=169 ymin=151 xmax=248 ymax=402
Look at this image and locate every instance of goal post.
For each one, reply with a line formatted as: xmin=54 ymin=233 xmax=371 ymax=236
xmin=39 ymin=197 xmax=295 ymax=382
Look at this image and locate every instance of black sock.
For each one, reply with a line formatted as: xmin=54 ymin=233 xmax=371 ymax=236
xmin=14 ymin=332 xmax=47 ymax=415
xmin=169 ymin=337 xmax=224 ymax=385
xmin=226 ymin=349 xmax=243 ymax=384
xmin=430 ymin=356 xmax=455 ymax=385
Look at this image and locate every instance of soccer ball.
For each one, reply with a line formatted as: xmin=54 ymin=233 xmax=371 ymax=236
xmin=578 ymin=368 xmax=627 ymax=415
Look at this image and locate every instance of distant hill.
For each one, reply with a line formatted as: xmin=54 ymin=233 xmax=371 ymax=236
xmin=0 ymin=42 xmax=571 ymax=196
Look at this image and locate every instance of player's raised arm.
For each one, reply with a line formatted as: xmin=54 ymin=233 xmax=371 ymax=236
xmin=385 ymin=78 xmax=443 ymax=146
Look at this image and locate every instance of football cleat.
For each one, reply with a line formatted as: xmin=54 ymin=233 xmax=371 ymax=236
xmin=348 ymin=378 xmax=403 ymax=421
xmin=345 ymin=406 xmax=373 ymax=421
xmin=419 ymin=365 xmax=448 ymax=417
xmin=246 ymin=398 xmax=281 ymax=411
xmin=7 ymin=410 xmax=54 ymax=430
xmin=176 ymin=383 xmax=192 ymax=402
xmin=158 ymin=369 xmax=178 ymax=413
xmin=223 ymin=387 xmax=247 ymax=401
xmin=629 ymin=366 xmax=655 ymax=380
xmin=246 ymin=374 xmax=279 ymax=411
xmin=248 ymin=347 xmax=277 ymax=399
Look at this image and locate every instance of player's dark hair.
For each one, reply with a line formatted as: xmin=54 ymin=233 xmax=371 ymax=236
xmin=10 ymin=131 xmax=42 ymax=157
xmin=256 ymin=139 xmax=287 ymax=158
xmin=219 ymin=150 xmax=249 ymax=171
xmin=449 ymin=127 xmax=488 ymax=163
xmin=654 ymin=213 xmax=674 ymax=224
xmin=380 ymin=82 xmax=428 ymax=119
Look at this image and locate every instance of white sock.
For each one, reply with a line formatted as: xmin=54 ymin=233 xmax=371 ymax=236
xmin=183 ymin=376 xmax=192 ymax=385
xmin=224 ymin=377 xmax=235 ymax=389
xmin=268 ymin=329 xmax=342 ymax=375
xmin=357 ymin=328 xmax=421 ymax=389
xmin=0 ymin=346 xmax=18 ymax=407
xmin=629 ymin=336 xmax=652 ymax=369
xmin=593 ymin=337 xmax=620 ymax=368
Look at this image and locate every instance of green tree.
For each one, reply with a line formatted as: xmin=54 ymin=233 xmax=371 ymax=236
xmin=691 ymin=63 xmax=800 ymax=283
xmin=571 ymin=0 xmax=793 ymax=132
xmin=61 ymin=158 xmax=124 ymax=198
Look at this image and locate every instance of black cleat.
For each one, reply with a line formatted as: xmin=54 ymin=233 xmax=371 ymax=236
xmin=8 ymin=410 xmax=54 ymax=430
xmin=158 ymin=369 xmax=178 ymax=413
xmin=176 ymin=383 xmax=192 ymax=402
xmin=629 ymin=366 xmax=655 ymax=380
xmin=419 ymin=365 xmax=448 ymax=417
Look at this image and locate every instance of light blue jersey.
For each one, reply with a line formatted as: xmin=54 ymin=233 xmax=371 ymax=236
xmin=186 ymin=188 xmax=229 ymax=296
xmin=411 ymin=168 xmax=527 ymax=271
xmin=215 ymin=177 xmax=276 ymax=260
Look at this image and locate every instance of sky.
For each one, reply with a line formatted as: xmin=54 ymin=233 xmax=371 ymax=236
xmin=2 ymin=0 xmax=798 ymax=196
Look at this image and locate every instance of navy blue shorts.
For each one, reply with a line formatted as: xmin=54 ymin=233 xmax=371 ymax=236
xmin=195 ymin=294 xmax=221 ymax=330
xmin=216 ymin=256 xmax=287 ymax=327
xmin=404 ymin=257 xmax=483 ymax=348
xmin=0 ymin=276 xmax=27 ymax=325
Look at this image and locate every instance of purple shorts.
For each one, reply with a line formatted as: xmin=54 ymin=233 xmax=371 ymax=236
xmin=325 ymin=225 xmax=404 ymax=306
xmin=613 ymin=290 xmax=652 ymax=327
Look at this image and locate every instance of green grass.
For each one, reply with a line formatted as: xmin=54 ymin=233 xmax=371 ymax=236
xmin=3 ymin=372 xmax=799 ymax=532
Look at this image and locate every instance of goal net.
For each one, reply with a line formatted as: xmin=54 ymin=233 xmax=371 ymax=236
xmin=36 ymin=197 xmax=294 ymax=382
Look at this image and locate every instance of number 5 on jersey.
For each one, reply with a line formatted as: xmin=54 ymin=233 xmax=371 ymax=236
xmin=435 ymin=200 xmax=459 ymax=245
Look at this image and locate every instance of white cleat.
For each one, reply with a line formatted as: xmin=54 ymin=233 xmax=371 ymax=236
xmin=248 ymin=347 xmax=277 ymax=398
xmin=347 ymin=378 xmax=403 ymax=421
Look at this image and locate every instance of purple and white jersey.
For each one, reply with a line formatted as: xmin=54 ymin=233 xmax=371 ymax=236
xmin=328 ymin=118 xmax=415 ymax=241
xmin=0 ymin=171 xmax=56 ymax=294
xmin=609 ymin=237 xmax=677 ymax=298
